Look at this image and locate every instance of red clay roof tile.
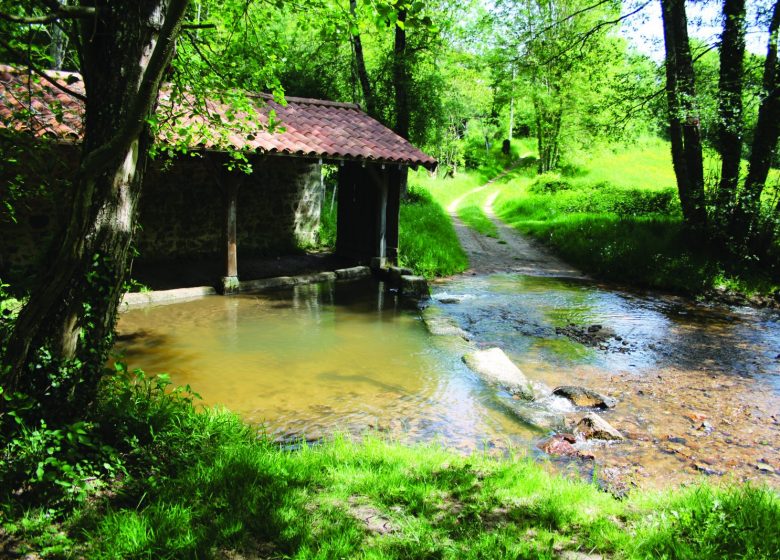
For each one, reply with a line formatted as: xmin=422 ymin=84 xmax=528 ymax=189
xmin=0 ymin=65 xmax=437 ymax=170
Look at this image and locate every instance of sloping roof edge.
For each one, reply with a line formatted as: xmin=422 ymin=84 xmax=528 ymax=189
xmin=0 ymin=65 xmax=437 ymax=170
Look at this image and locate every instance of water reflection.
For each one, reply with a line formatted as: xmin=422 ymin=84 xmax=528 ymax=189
xmin=115 ymin=274 xmax=780 ymax=487
xmin=115 ymin=279 xmax=538 ymax=451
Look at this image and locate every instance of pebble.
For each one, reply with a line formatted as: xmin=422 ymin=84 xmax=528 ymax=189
xmin=692 ymin=462 xmax=722 ymax=476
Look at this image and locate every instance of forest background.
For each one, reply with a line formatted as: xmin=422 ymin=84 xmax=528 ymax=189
xmin=1 ymin=0 xmax=779 ymax=557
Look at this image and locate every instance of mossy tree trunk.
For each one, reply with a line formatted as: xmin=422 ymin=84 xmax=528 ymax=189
xmin=660 ymin=0 xmax=708 ymax=231
xmin=2 ymin=0 xmax=188 ymax=421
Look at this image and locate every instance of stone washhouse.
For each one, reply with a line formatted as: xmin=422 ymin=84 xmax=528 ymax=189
xmin=0 ymin=65 xmax=437 ymax=293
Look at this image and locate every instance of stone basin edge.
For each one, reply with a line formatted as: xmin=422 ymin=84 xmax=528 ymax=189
xmin=120 ymin=266 xmax=372 ymax=310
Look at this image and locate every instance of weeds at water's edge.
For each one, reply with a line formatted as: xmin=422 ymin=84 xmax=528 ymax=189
xmin=1 ymin=369 xmax=778 ymax=559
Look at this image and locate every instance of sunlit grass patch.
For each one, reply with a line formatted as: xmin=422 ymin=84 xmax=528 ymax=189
xmin=3 ymin=369 xmax=779 ymax=559
xmin=458 ymin=205 xmax=498 ymax=238
xmin=399 ymin=187 xmax=468 ymax=277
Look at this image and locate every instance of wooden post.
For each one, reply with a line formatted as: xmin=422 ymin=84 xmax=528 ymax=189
xmin=385 ymin=167 xmax=402 ymax=264
xmin=222 ymin=181 xmax=239 ymax=294
xmin=376 ymin=174 xmax=388 ymax=263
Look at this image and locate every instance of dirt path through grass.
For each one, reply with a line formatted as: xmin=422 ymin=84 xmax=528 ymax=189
xmin=449 ymin=178 xmax=585 ymax=278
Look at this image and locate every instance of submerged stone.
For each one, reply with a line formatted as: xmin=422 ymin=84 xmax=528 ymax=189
xmin=574 ymin=412 xmax=624 ymax=441
xmin=553 ymin=386 xmax=617 ymax=409
xmin=463 ymin=347 xmax=535 ymax=400
xmin=507 ymin=401 xmax=565 ymax=432
xmin=421 ymin=307 xmax=470 ymax=340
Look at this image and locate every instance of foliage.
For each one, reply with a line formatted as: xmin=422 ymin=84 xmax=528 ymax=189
xmin=632 ymin=484 xmax=780 ymax=559
xmin=399 ymin=186 xmax=468 ymax=277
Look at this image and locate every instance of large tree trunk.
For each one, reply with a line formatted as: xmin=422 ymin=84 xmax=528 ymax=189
xmin=660 ymin=0 xmax=708 ymax=230
xmin=393 ymin=5 xmax=410 ymax=197
xmin=735 ymin=0 xmax=780 ymax=240
xmin=715 ymin=0 xmax=746 ymax=229
xmin=2 ymin=0 xmax=188 ymax=420
xmin=350 ymin=0 xmax=376 ymax=117
xmin=392 ymin=6 xmax=409 ymax=140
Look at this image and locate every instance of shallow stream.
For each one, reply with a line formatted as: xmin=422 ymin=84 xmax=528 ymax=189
xmin=115 ymin=275 xmax=780 ymax=489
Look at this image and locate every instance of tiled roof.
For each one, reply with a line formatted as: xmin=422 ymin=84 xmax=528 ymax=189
xmin=0 ymin=65 xmax=436 ymax=169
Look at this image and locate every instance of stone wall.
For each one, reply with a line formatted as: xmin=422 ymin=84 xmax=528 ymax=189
xmin=0 ymin=145 xmax=323 ymax=288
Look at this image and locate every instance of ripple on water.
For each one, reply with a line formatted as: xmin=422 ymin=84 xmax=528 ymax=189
xmin=115 ymin=275 xmax=780 ymax=489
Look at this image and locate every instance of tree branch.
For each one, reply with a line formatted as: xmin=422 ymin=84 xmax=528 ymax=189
xmin=0 ymin=5 xmax=95 ymax=24
xmin=182 ymin=22 xmax=216 ymax=30
xmin=540 ymin=1 xmax=652 ymax=67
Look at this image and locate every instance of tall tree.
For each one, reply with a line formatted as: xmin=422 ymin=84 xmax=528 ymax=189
xmin=392 ymin=2 xmax=410 ymax=140
xmin=350 ymin=0 xmax=376 ymax=117
xmin=715 ymin=0 xmax=746 ymax=228
xmin=660 ymin=0 xmax=708 ymax=229
xmin=2 ymin=0 xmax=189 ymax=419
xmin=737 ymin=0 xmax=780 ymax=236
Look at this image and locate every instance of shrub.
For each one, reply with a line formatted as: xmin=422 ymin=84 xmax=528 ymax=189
xmin=528 ymin=173 xmax=573 ymax=194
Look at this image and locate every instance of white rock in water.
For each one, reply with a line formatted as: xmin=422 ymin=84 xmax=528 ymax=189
xmin=574 ymin=412 xmax=624 ymax=441
xmin=463 ymin=347 xmax=535 ymax=400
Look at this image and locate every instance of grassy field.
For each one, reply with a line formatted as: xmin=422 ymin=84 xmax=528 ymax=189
xmin=3 ymin=371 xmax=778 ymax=559
xmin=419 ymin=137 xmax=780 ymax=296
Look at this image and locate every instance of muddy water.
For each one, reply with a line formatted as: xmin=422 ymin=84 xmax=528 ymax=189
xmin=115 ymin=280 xmax=536 ymax=453
xmin=433 ymin=274 xmax=780 ymax=489
xmin=115 ymin=275 xmax=780 ymax=490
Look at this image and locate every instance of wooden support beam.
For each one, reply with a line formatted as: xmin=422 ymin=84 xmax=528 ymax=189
xmin=207 ymin=153 xmax=244 ymax=294
xmin=386 ymin=168 xmax=401 ymax=264
xmin=222 ymin=181 xmax=239 ymax=293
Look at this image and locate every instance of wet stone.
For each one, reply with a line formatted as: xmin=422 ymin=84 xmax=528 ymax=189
xmin=400 ymin=275 xmax=430 ymax=300
xmin=574 ymin=413 xmax=624 ymax=441
xmin=463 ymin=348 xmax=536 ymax=400
xmin=553 ymin=386 xmax=617 ymax=409
xmin=538 ymin=434 xmax=579 ymax=457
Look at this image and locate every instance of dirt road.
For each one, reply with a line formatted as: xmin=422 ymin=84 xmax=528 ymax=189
xmin=449 ymin=183 xmax=585 ymax=278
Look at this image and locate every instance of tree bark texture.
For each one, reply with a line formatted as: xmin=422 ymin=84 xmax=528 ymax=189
xmin=350 ymin=0 xmax=376 ymax=118
xmin=2 ymin=0 xmax=188 ymax=419
xmin=715 ymin=0 xmax=746 ymax=227
xmin=660 ymin=0 xmax=708 ymax=229
xmin=393 ymin=7 xmax=410 ymax=140
xmin=737 ymin=0 xmax=780 ymax=237
xmin=392 ymin=6 xmax=410 ymax=198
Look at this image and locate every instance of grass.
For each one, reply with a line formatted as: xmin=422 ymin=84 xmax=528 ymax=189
xmin=398 ymin=187 xmax=468 ymax=277
xmin=2 ymin=370 xmax=779 ymax=559
xmin=420 ymin=137 xmax=780 ymax=297
xmin=457 ymin=204 xmax=499 ymax=238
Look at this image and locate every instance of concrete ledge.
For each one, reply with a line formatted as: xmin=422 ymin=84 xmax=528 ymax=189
xmin=121 ymin=286 xmax=217 ymax=308
xmin=239 ymin=271 xmax=338 ymax=292
xmin=121 ymin=268 xmax=365 ymax=309
xmin=334 ymin=266 xmax=371 ymax=280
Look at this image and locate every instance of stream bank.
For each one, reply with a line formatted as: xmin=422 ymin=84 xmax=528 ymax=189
xmin=437 ymin=186 xmax=780 ymax=492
